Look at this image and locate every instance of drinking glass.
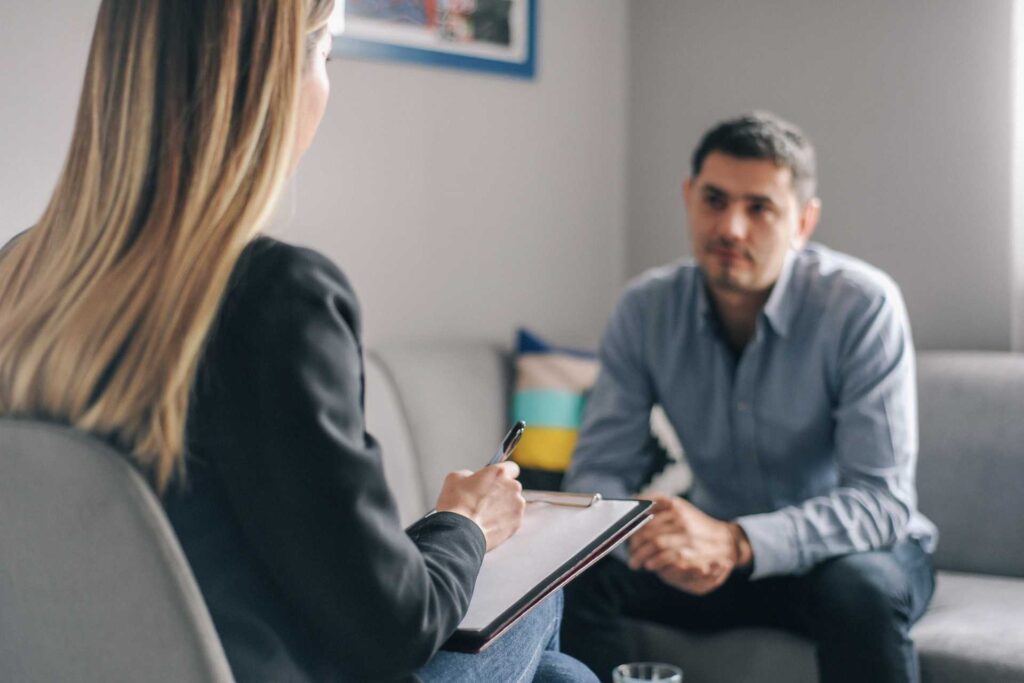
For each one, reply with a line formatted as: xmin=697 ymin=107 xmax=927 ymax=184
xmin=612 ymin=661 xmax=683 ymax=683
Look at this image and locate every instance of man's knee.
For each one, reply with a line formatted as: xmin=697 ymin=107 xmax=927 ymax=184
xmin=806 ymin=550 xmax=915 ymax=635
xmin=564 ymin=557 xmax=629 ymax=624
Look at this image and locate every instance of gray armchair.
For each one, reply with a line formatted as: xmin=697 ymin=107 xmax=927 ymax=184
xmin=0 ymin=419 xmax=233 ymax=683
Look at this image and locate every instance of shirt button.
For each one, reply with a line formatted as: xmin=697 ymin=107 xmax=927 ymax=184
xmin=737 ymin=401 xmax=751 ymax=412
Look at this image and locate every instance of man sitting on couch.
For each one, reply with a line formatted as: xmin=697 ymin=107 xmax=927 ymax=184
xmin=561 ymin=112 xmax=937 ymax=683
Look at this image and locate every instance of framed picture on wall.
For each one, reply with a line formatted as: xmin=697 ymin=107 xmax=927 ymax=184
xmin=331 ymin=0 xmax=537 ymax=79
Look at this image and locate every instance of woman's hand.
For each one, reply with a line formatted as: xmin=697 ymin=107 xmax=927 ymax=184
xmin=435 ymin=461 xmax=526 ymax=551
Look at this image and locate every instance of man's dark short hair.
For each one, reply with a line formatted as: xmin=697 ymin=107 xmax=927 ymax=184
xmin=691 ymin=112 xmax=817 ymax=204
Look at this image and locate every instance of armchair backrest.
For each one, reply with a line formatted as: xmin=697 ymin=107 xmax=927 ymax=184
xmin=0 ymin=418 xmax=234 ymax=682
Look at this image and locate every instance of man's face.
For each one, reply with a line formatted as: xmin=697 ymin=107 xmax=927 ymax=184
xmin=684 ymin=152 xmax=817 ymax=298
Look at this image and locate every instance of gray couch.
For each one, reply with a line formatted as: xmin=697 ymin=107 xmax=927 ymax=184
xmin=364 ymin=347 xmax=1024 ymax=683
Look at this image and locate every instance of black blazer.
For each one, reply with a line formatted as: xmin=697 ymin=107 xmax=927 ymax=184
xmin=164 ymin=237 xmax=485 ymax=682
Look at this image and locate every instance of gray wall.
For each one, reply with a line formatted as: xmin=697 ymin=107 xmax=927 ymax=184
xmin=275 ymin=0 xmax=627 ymax=347
xmin=0 ymin=0 xmax=98 ymax=242
xmin=0 ymin=0 xmax=628 ymax=349
xmin=627 ymin=0 xmax=1016 ymax=350
xmin=2 ymin=1 xmax=1019 ymax=351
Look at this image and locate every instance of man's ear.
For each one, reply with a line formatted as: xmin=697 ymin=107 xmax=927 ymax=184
xmin=792 ymin=197 xmax=821 ymax=249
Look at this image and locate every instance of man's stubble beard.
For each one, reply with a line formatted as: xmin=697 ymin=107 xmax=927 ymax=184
xmin=710 ymin=265 xmax=751 ymax=294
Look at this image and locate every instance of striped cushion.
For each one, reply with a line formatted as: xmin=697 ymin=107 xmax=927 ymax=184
xmin=511 ymin=329 xmax=598 ymax=471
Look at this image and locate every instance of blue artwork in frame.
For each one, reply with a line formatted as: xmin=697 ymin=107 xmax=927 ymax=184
xmin=331 ymin=0 xmax=537 ymax=79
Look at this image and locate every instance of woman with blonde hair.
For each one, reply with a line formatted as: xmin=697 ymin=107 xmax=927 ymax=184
xmin=0 ymin=1 xmax=595 ymax=681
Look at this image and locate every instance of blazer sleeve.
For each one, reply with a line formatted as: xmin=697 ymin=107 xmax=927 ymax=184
xmin=196 ymin=242 xmax=485 ymax=681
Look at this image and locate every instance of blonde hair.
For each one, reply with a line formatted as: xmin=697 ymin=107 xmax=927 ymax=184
xmin=0 ymin=0 xmax=335 ymax=491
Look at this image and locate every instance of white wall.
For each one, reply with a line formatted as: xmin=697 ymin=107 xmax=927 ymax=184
xmin=0 ymin=0 xmax=628 ymax=349
xmin=626 ymin=0 xmax=1016 ymax=350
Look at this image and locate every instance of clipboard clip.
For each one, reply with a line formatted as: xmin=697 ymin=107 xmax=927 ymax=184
xmin=523 ymin=490 xmax=602 ymax=508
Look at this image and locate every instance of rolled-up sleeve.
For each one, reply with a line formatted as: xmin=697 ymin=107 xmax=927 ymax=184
xmin=738 ymin=282 xmax=918 ymax=579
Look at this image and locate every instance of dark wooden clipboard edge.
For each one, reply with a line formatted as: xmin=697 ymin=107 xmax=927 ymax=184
xmin=444 ymin=498 xmax=654 ymax=653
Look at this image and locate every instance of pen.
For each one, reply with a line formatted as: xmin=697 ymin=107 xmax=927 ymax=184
xmin=487 ymin=420 xmax=526 ymax=466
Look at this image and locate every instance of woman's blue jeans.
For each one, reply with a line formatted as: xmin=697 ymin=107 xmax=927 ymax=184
xmin=418 ymin=591 xmax=598 ymax=683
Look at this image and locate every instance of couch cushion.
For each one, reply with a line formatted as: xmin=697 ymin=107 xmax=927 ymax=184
xmin=915 ymin=571 xmax=1024 ymax=683
xmin=625 ymin=570 xmax=1024 ymax=683
xmin=916 ymin=352 xmax=1024 ymax=577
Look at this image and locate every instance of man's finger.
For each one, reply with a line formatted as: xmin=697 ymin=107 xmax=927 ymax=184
xmin=628 ymin=536 xmax=667 ymax=569
xmin=637 ymin=493 xmax=674 ymax=513
xmin=662 ymin=550 xmax=718 ymax=577
xmin=661 ymin=566 xmax=699 ymax=585
xmin=629 ymin=511 xmax=686 ymax=547
xmin=643 ymin=547 xmax=689 ymax=573
xmin=629 ymin=532 xmax=687 ymax=570
xmin=628 ymin=539 xmax=661 ymax=569
xmin=658 ymin=567 xmax=709 ymax=594
xmin=630 ymin=519 xmax=666 ymax=547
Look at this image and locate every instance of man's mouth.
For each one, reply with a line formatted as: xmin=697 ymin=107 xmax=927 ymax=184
xmin=708 ymin=246 xmax=749 ymax=264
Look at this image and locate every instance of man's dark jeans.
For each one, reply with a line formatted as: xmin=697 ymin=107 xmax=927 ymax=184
xmin=562 ymin=539 xmax=935 ymax=683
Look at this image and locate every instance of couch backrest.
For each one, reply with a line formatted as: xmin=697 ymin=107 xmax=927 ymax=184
xmin=366 ymin=345 xmax=513 ymax=527
xmin=365 ymin=352 xmax=428 ymax=525
xmin=915 ymin=351 xmax=1024 ymax=577
xmin=366 ymin=345 xmax=1024 ymax=577
xmin=0 ymin=419 xmax=234 ymax=682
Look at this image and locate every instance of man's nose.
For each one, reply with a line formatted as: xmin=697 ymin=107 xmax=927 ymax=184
xmin=719 ymin=208 xmax=748 ymax=241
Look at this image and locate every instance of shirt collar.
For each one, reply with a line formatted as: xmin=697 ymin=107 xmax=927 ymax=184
xmin=761 ymin=248 xmax=800 ymax=338
xmin=695 ymin=248 xmax=801 ymax=339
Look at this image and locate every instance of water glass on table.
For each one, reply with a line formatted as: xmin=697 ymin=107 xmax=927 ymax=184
xmin=612 ymin=661 xmax=683 ymax=683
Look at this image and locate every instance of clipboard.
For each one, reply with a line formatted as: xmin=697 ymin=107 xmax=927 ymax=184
xmin=444 ymin=496 xmax=653 ymax=653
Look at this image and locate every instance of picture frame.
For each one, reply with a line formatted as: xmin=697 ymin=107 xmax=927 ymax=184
xmin=331 ymin=0 xmax=537 ymax=79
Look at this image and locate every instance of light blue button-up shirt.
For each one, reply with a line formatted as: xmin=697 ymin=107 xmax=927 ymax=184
xmin=564 ymin=243 xmax=937 ymax=580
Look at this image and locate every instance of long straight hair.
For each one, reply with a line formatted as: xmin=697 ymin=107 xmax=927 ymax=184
xmin=0 ymin=0 xmax=335 ymax=491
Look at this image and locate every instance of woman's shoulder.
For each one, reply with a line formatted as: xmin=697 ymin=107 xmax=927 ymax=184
xmin=235 ymin=236 xmax=352 ymax=294
xmin=227 ymin=236 xmax=359 ymax=319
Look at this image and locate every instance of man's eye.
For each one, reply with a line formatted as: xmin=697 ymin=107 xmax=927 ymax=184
xmin=705 ymin=196 xmax=726 ymax=210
